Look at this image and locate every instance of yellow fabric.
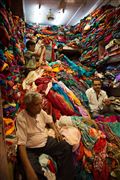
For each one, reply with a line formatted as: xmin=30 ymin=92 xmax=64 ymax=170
xmin=67 ymin=91 xmax=81 ymax=106
xmin=1 ymin=62 xmax=8 ymax=72
xmin=4 ymin=51 xmax=14 ymax=61
xmin=3 ymin=118 xmax=15 ymax=135
xmin=52 ymin=67 xmax=61 ymax=72
xmin=86 ymin=16 xmax=92 ymax=20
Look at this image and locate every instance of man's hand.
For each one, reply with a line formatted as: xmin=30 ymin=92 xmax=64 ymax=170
xmin=49 ymin=122 xmax=63 ymax=141
xmin=59 ymin=54 xmax=64 ymax=59
xmin=103 ymin=99 xmax=111 ymax=106
xmin=55 ymin=130 xmax=63 ymax=142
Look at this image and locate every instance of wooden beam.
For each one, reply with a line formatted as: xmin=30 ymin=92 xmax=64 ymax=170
xmin=10 ymin=0 xmax=24 ymax=18
xmin=0 ymin=89 xmax=10 ymax=180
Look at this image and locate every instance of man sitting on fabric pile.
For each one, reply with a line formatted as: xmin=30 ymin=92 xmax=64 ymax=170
xmin=86 ymin=78 xmax=115 ymax=118
xmin=16 ymin=91 xmax=74 ymax=180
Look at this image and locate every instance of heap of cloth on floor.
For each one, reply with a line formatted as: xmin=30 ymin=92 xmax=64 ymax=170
xmin=17 ymin=54 xmax=120 ymax=180
xmin=1 ymin=1 xmax=120 ymax=179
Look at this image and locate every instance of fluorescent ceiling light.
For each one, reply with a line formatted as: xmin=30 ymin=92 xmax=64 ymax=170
xmin=66 ymin=6 xmax=82 ymax=25
xmin=74 ymin=0 xmax=103 ymax=24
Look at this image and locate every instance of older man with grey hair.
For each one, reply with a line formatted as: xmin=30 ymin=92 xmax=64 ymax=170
xmin=16 ymin=91 xmax=74 ymax=180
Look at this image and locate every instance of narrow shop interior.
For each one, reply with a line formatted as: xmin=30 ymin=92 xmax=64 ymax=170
xmin=0 ymin=0 xmax=120 ymax=180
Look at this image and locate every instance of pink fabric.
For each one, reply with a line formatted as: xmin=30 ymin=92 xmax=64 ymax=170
xmin=96 ymin=115 xmax=118 ymax=123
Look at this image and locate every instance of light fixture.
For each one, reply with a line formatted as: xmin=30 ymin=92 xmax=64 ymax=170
xmin=47 ymin=9 xmax=54 ymax=21
xmin=39 ymin=3 xmax=41 ymax=9
xmin=61 ymin=8 xmax=65 ymax=13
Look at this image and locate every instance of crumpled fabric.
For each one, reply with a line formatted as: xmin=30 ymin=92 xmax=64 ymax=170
xmin=93 ymin=138 xmax=107 ymax=171
xmin=39 ymin=154 xmax=57 ymax=180
xmin=62 ymin=55 xmax=95 ymax=77
xmin=73 ymin=119 xmax=105 ymax=150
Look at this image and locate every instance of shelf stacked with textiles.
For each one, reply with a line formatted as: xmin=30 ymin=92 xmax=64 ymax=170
xmin=105 ymin=39 xmax=120 ymax=64
xmin=75 ymin=5 xmax=120 ymax=67
xmin=96 ymin=31 xmax=120 ymax=97
xmin=0 ymin=0 xmax=26 ymax=162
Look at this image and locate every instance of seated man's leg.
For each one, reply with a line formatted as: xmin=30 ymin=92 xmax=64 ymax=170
xmin=18 ymin=148 xmax=47 ymax=180
xmin=44 ymin=136 xmax=75 ymax=180
xmin=91 ymin=111 xmax=100 ymax=118
xmin=101 ymin=104 xmax=116 ymax=114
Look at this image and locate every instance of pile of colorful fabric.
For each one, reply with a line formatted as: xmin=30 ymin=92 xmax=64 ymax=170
xmin=18 ymin=50 xmax=120 ymax=178
xmin=56 ymin=116 xmax=120 ymax=180
xmin=74 ymin=5 xmax=120 ymax=67
xmin=1 ymin=1 xmax=120 ymax=179
xmin=0 ymin=0 xmax=25 ymax=162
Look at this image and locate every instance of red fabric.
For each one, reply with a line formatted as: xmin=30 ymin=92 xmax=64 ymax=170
xmin=104 ymin=34 xmax=112 ymax=44
xmin=42 ymin=98 xmax=61 ymax=121
xmin=93 ymin=161 xmax=110 ymax=180
xmin=0 ymin=25 xmax=10 ymax=47
xmin=0 ymin=8 xmax=11 ymax=32
xmin=46 ymin=90 xmax=76 ymax=116
xmin=52 ymin=42 xmax=56 ymax=61
xmin=37 ymin=84 xmax=48 ymax=94
xmin=42 ymin=98 xmax=52 ymax=115
xmin=41 ymin=29 xmax=56 ymax=35
xmin=57 ymin=35 xmax=66 ymax=43
xmin=35 ymin=77 xmax=51 ymax=86
xmin=35 ymin=77 xmax=51 ymax=94
xmin=75 ymin=141 xmax=84 ymax=161
xmin=48 ymin=159 xmax=56 ymax=173
xmin=96 ymin=115 xmax=118 ymax=123
xmin=52 ymin=107 xmax=61 ymax=121
xmin=94 ymin=138 xmax=107 ymax=153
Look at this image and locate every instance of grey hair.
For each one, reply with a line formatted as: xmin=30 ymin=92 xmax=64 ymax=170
xmin=24 ymin=91 xmax=42 ymax=105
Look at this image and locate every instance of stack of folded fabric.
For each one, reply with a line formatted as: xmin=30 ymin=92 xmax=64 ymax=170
xmin=0 ymin=0 xmax=26 ymax=161
xmin=73 ymin=5 xmax=120 ymax=67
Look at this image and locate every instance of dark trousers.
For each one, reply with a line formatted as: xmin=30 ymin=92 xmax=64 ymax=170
xmin=92 ymin=105 xmax=116 ymax=118
xmin=19 ymin=137 xmax=75 ymax=180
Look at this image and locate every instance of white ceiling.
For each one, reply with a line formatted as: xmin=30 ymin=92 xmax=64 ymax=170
xmin=23 ymin=0 xmax=108 ymax=26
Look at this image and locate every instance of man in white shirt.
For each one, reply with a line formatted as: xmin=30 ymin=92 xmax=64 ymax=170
xmin=86 ymin=78 xmax=113 ymax=117
xmin=16 ymin=91 xmax=74 ymax=180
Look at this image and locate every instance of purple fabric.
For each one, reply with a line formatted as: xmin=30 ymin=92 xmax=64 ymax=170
xmin=115 ymin=74 xmax=120 ymax=81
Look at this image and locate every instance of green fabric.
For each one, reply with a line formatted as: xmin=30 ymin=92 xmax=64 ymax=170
xmin=107 ymin=122 xmax=120 ymax=137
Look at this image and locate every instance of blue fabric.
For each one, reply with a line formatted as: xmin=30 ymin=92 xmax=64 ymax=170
xmin=52 ymin=82 xmax=80 ymax=114
xmin=62 ymin=55 xmax=95 ymax=77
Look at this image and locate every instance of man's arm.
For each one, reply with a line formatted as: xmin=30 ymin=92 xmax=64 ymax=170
xmin=102 ymin=91 xmax=111 ymax=105
xmin=49 ymin=122 xmax=63 ymax=141
xmin=42 ymin=109 xmax=63 ymax=141
xmin=85 ymin=89 xmax=91 ymax=104
xmin=18 ymin=145 xmax=38 ymax=180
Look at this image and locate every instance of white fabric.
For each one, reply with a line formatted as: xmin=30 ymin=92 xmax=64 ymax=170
xmin=35 ymin=40 xmax=43 ymax=56
xmin=86 ymin=87 xmax=108 ymax=112
xmin=16 ymin=109 xmax=53 ymax=148
xmin=56 ymin=116 xmax=81 ymax=151
xmin=22 ymin=68 xmax=44 ymax=90
xmin=56 ymin=116 xmax=73 ymax=127
xmin=45 ymin=82 xmax=52 ymax=95
xmin=39 ymin=154 xmax=56 ymax=180
xmin=60 ymin=126 xmax=81 ymax=152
